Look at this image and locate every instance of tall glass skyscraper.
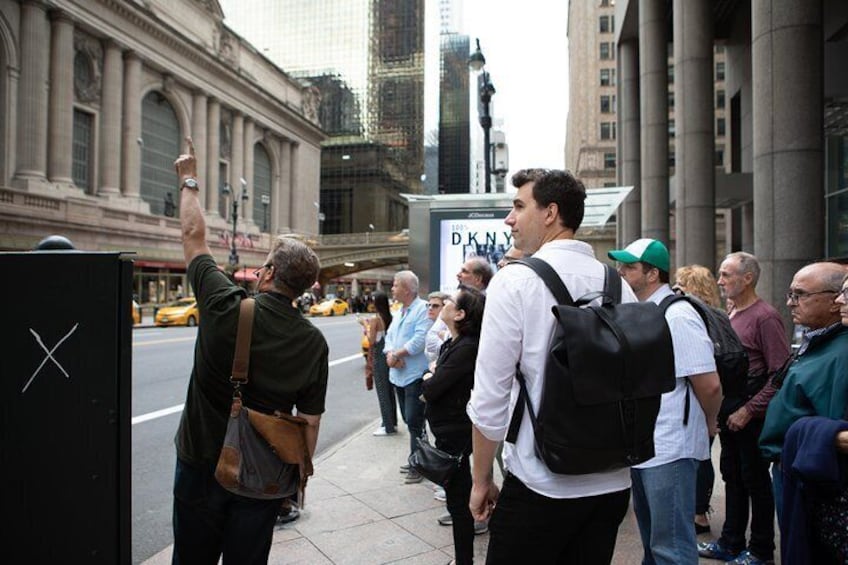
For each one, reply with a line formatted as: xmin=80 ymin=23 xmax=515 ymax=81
xmin=220 ymin=0 xmax=425 ymax=233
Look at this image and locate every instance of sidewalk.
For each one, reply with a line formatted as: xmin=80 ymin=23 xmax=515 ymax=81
xmin=144 ymin=422 xmax=780 ymax=564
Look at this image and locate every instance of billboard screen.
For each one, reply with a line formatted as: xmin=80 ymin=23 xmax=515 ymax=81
xmin=429 ymin=208 xmax=511 ymax=293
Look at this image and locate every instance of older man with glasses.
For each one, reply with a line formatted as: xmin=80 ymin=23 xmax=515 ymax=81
xmin=759 ymin=261 xmax=848 ymax=526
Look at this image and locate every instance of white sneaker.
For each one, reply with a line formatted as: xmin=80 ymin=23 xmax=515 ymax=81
xmin=372 ymin=427 xmax=388 ymax=436
xmin=433 ymin=487 xmax=446 ymax=501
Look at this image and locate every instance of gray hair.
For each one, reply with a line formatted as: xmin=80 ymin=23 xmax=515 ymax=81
xmin=726 ymin=251 xmax=760 ymax=286
xmin=394 ymin=270 xmax=419 ymax=295
xmin=270 ymin=236 xmax=320 ymax=295
xmin=466 ymin=256 xmax=494 ymax=289
xmin=428 ymin=291 xmax=450 ymax=302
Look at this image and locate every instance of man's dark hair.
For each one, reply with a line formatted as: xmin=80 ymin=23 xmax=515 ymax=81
xmin=270 ymin=236 xmax=320 ymax=296
xmin=511 ymin=168 xmax=586 ymax=232
xmin=453 ymin=285 xmax=486 ymax=337
xmin=638 ymin=262 xmax=670 ymax=284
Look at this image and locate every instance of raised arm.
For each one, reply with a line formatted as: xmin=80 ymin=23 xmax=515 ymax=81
xmin=174 ymin=137 xmax=211 ymax=265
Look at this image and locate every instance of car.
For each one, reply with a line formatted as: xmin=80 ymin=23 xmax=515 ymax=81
xmin=309 ymin=298 xmax=350 ymax=317
xmin=155 ymin=297 xmax=199 ymax=327
xmin=132 ymin=300 xmax=141 ymax=325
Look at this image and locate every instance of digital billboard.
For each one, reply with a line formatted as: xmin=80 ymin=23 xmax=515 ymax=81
xmin=429 ymin=208 xmax=511 ymax=293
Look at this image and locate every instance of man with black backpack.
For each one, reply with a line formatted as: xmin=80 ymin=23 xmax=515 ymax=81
xmin=609 ymin=238 xmax=722 ymax=565
xmin=467 ymin=169 xmax=638 ymax=563
xmin=698 ymin=252 xmax=789 ymax=565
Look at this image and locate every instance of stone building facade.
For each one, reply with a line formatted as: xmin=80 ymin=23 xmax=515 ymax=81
xmin=0 ymin=0 xmax=325 ymax=303
xmin=612 ymin=0 xmax=848 ymax=321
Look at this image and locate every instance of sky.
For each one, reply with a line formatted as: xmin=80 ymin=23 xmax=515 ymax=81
xmin=218 ymin=0 xmax=570 ymax=191
xmin=456 ymin=1 xmax=570 ymax=187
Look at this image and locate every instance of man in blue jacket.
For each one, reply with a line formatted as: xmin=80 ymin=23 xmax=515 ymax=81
xmin=385 ymin=270 xmax=434 ymax=484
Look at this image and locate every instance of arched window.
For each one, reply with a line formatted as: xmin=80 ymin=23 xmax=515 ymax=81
xmin=140 ymin=92 xmax=180 ymax=216
xmin=253 ymin=144 xmax=272 ymax=232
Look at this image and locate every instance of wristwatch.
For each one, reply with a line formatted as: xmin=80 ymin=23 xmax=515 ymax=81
xmin=181 ymin=178 xmax=199 ymax=191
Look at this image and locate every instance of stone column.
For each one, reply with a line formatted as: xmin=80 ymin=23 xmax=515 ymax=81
xmin=278 ymin=138 xmax=292 ymax=232
xmin=752 ymin=0 xmax=822 ymax=309
xmin=270 ymin=137 xmax=281 ymax=235
xmin=242 ymin=117 xmax=254 ymax=223
xmin=14 ymin=1 xmax=50 ymax=185
xmin=673 ymin=0 xmax=715 ymax=269
xmin=229 ymin=112 xmax=244 ymax=199
xmin=191 ymin=91 xmax=208 ymax=209
xmin=618 ymin=39 xmax=641 ymax=246
xmin=99 ymin=40 xmax=123 ymax=195
xmin=206 ymin=98 xmax=220 ymax=216
xmin=47 ymin=10 xmax=74 ymax=187
xmin=289 ymin=142 xmax=305 ymax=233
xmin=639 ymin=0 xmax=670 ymax=246
xmin=741 ymin=202 xmax=754 ymax=253
xmin=121 ymin=51 xmax=142 ymax=198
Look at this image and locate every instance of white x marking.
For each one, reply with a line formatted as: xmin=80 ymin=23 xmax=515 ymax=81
xmin=22 ymin=323 xmax=79 ymax=394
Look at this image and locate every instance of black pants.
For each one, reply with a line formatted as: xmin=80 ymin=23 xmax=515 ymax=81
xmin=486 ymin=473 xmax=630 ymax=565
xmin=696 ymin=436 xmax=716 ymax=514
xmin=718 ymin=419 xmax=775 ymax=560
xmin=436 ymin=431 xmax=474 ymax=565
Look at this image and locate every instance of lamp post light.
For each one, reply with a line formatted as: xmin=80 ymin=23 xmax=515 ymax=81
xmin=366 ymin=223 xmax=375 ymax=244
xmin=260 ymin=193 xmax=270 ymax=232
xmin=468 ymin=38 xmax=496 ymax=194
xmin=221 ymin=178 xmax=249 ymax=267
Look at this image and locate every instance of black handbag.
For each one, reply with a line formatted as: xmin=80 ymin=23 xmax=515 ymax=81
xmin=408 ymin=436 xmax=464 ymax=486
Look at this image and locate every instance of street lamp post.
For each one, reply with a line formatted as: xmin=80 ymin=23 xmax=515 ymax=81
xmin=469 ymin=38 xmax=496 ymax=194
xmin=221 ymin=178 xmax=249 ymax=267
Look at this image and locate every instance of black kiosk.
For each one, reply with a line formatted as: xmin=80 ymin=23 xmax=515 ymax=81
xmin=0 ymin=251 xmax=132 ymax=563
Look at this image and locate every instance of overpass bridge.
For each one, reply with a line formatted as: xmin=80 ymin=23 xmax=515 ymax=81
xmin=310 ymin=231 xmax=409 ymax=283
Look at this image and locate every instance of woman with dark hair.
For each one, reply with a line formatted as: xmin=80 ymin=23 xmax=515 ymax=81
xmin=366 ymin=291 xmax=398 ymax=436
xmin=422 ymin=285 xmax=486 ymax=565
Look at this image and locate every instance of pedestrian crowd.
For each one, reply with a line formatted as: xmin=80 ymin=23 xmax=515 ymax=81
xmin=170 ymin=138 xmax=848 ymax=565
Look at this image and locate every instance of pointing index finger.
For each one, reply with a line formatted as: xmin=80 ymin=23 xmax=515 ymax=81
xmin=185 ymin=136 xmax=195 ymax=156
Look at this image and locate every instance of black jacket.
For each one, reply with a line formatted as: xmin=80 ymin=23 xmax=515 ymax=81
xmin=422 ymin=334 xmax=478 ymax=436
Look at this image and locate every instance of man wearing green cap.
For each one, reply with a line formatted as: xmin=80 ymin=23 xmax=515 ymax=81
xmin=609 ymin=238 xmax=722 ymax=564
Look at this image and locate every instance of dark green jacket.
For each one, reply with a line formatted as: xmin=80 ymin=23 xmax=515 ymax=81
xmin=760 ymin=326 xmax=848 ymax=462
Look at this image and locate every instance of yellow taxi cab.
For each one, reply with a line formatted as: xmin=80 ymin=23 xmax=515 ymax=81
xmin=155 ymin=297 xmax=199 ymax=327
xmin=132 ymin=300 xmax=141 ymax=325
xmin=309 ymin=297 xmax=350 ymax=317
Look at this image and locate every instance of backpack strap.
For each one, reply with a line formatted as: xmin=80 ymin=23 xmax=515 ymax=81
xmin=506 ymin=258 xmax=572 ymax=446
xmin=658 ymin=294 xmax=694 ymax=425
xmin=514 ymin=258 xmax=575 ymax=305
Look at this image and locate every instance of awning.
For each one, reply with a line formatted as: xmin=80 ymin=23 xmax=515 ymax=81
xmin=232 ymin=267 xmax=258 ymax=282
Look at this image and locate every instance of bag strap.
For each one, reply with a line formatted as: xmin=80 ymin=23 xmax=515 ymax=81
xmin=659 ymin=294 xmax=698 ymax=425
xmin=514 ymin=258 xmax=575 ymax=305
xmin=231 ymin=298 xmax=256 ymax=389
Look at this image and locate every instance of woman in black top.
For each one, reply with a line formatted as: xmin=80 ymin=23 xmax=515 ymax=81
xmin=422 ymin=285 xmax=486 ymax=565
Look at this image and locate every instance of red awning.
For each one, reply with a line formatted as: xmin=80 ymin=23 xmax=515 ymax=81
xmin=232 ymin=267 xmax=259 ymax=282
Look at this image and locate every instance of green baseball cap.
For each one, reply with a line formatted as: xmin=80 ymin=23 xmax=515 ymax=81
xmin=608 ymin=238 xmax=670 ymax=273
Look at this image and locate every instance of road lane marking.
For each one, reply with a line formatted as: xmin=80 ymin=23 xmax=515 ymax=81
xmin=132 ymin=353 xmax=364 ymax=425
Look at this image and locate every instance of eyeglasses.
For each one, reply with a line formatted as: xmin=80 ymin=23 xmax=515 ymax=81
xmin=253 ymin=262 xmax=273 ymax=279
xmin=785 ymin=289 xmax=837 ymax=304
xmin=427 ymin=303 xmax=443 ymax=309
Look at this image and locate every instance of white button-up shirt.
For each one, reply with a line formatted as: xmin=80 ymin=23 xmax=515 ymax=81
xmin=633 ymin=285 xmax=716 ymax=468
xmin=467 ymin=239 xmax=637 ymax=499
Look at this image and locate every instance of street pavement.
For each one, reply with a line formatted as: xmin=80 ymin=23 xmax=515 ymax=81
xmin=142 ymin=419 xmax=781 ymax=564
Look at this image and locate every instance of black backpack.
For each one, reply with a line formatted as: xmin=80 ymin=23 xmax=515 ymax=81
xmin=659 ymin=295 xmax=749 ymax=417
xmin=506 ymin=258 xmax=676 ymax=475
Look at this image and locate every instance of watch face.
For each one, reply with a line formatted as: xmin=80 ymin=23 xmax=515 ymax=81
xmin=183 ymin=179 xmax=198 ymax=189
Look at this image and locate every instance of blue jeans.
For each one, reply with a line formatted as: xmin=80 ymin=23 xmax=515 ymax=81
xmin=631 ymin=459 xmax=699 ymax=565
xmin=395 ymin=378 xmax=425 ymax=455
xmin=172 ymin=457 xmax=280 ymax=565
